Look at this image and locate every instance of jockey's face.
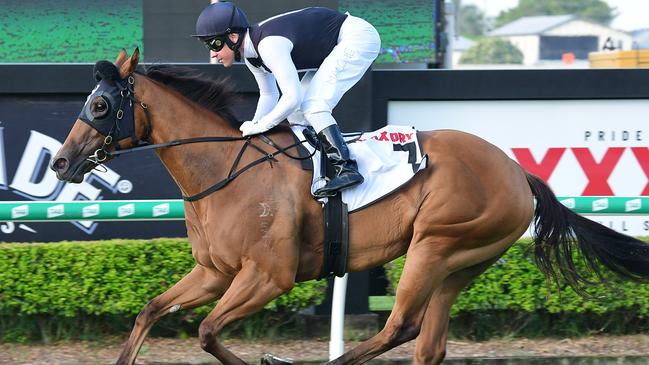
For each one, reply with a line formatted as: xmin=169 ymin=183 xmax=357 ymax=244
xmin=210 ymin=33 xmax=241 ymax=68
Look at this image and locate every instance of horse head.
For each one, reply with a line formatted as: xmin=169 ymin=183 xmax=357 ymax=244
xmin=51 ymin=48 xmax=147 ymax=183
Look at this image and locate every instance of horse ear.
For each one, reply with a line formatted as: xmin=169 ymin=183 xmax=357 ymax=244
xmin=115 ymin=48 xmax=129 ymax=67
xmin=119 ymin=47 xmax=140 ymax=79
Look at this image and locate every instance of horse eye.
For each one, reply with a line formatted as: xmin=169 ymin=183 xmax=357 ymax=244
xmin=91 ymin=96 xmax=109 ymax=117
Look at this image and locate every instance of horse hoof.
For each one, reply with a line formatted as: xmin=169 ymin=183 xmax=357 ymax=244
xmin=261 ymin=353 xmax=293 ymax=365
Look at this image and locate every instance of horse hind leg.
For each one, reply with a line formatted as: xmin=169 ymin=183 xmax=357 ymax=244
xmin=116 ymin=265 xmax=231 ymax=365
xmin=328 ymin=235 xmax=454 ymax=365
xmin=414 ymin=257 xmax=500 ymax=365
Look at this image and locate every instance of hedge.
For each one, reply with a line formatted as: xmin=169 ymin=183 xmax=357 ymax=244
xmin=384 ymin=239 xmax=649 ymax=338
xmin=0 ymin=239 xmax=326 ymax=342
xmin=3 ymin=238 xmax=648 ymax=342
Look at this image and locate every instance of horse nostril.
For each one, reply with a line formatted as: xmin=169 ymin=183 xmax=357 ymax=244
xmin=51 ymin=157 xmax=69 ymax=172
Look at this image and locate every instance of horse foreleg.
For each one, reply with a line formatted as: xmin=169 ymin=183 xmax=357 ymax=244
xmin=198 ymin=262 xmax=295 ymax=365
xmin=116 ymin=265 xmax=231 ymax=365
xmin=414 ymin=258 xmax=498 ymax=364
xmin=329 ymin=239 xmax=451 ymax=365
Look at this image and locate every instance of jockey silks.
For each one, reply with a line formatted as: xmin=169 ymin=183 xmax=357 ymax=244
xmin=246 ymin=7 xmax=348 ymax=71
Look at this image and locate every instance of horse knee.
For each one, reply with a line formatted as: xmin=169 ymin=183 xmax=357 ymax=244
xmin=272 ymin=276 xmax=295 ymax=293
xmin=198 ymin=322 xmax=218 ymax=351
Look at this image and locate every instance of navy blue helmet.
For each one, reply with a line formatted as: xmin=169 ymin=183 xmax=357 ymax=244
xmin=193 ymin=2 xmax=249 ymax=38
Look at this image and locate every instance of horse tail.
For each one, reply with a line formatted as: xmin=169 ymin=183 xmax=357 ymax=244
xmin=525 ymin=172 xmax=649 ymax=293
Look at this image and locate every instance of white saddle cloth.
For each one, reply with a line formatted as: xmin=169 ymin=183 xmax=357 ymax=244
xmin=291 ymin=125 xmax=428 ymax=212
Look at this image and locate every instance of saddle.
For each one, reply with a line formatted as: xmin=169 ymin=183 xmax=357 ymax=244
xmin=292 ymin=125 xmax=427 ymax=278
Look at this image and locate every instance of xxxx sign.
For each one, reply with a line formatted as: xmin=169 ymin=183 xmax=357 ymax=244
xmin=388 ymin=99 xmax=649 ymax=235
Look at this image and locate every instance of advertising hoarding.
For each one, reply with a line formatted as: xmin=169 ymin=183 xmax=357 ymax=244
xmin=388 ymin=99 xmax=649 ymax=235
xmin=0 ymin=95 xmax=186 ymax=242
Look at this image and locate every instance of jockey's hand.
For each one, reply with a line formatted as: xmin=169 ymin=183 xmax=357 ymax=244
xmin=240 ymin=120 xmax=273 ymax=137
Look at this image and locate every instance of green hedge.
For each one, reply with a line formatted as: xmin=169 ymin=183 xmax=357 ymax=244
xmin=384 ymin=239 xmax=649 ymax=338
xmin=0 ymin=239 xmax=326 ymax=342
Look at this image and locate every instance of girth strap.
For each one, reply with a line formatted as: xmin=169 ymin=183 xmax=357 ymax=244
xmin=318 ymin=138 xmax=350 ymax=278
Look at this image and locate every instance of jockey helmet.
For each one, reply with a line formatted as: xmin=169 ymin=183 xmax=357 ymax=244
xmin=193 ymin=2 xmax=249 ymax=38
xmin=193 ymin=2 xmax=249 ymax=62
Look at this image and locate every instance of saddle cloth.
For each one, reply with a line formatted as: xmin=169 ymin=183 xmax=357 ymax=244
xmin=291 ymin=125 xmax=428 ymax=212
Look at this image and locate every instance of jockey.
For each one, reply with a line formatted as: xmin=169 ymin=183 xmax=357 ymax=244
xmin=193 ymin=2 xmax=381 ymax=198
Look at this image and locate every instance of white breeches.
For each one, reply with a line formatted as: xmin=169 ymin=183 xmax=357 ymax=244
xmin=287 ymin=14 xmax=381 ymax=133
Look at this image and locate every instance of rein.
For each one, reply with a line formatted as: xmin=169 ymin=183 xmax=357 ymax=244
xmin=109 ymin=133 xmax=314 ymax=202
xmin=87 ymin=73 xmax=315 ymax=202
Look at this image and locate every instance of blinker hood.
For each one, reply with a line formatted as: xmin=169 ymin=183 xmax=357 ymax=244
xmin=78 ymin=61 xmax=136 ymax=143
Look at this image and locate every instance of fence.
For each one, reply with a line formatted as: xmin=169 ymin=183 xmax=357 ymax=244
xmin=2 ymin=197 xmax=648 ymax=222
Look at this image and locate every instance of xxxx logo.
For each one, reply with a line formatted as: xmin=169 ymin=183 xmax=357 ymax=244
xmin=512 ymin=147 xmax=649 ymax=196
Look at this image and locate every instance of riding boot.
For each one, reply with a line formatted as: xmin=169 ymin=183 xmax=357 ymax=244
xmin=314 ymin=125 xmax=364 ymax=198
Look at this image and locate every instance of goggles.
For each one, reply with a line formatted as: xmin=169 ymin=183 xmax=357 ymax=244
xmin=203 ymin=36 xmax=227 ymax=52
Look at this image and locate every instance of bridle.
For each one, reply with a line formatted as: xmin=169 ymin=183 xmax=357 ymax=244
xmin=80 ymin=63 xmax=314 ymax=202
xmin=85 ymin=74 xmax=152 ymax=166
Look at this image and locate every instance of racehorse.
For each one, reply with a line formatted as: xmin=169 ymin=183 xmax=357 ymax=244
xmin=51 ymin=49 xmax=649 ymax=365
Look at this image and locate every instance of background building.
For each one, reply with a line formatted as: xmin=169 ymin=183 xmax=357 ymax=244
xmin=489 ymin=14 xmax=632 ymax=66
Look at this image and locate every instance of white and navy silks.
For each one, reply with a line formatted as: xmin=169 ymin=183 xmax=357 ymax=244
xmin=240 ymin=7 xmax=381 ymax=134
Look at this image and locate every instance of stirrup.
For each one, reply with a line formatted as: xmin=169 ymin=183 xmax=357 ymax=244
xmin=313 ymin=173 xmax=363 ymax=198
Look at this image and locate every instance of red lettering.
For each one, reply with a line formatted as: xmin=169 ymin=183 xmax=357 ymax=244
xmin=572 ymin=147 xmax=625 ymax=196
xmin=406 ymin=133 xmax=413 ymax=141
xmin=390 ymin=133 xmax=399 ymax=142
xmin=378 ymin=131 xmax=389 ymax=141
xmin=511 ymin=148 xmax=566 ymax=182
xmin=631 ymin=147 xmax=649 ymax=196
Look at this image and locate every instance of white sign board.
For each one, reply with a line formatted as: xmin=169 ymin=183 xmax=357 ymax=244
xmin=388 ymin=100 xmax=649 ymax=235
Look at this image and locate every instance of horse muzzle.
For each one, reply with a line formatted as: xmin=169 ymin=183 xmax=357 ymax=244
xmin=50 ymin=154 xmax=96 ymax=183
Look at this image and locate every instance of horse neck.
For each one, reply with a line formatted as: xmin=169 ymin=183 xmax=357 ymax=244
xmin=135 ymin=75 xmax=240 ymax=197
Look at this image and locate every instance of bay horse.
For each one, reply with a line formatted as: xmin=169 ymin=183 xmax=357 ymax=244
xmin=51 ymin=49 xmax=649 ymax=365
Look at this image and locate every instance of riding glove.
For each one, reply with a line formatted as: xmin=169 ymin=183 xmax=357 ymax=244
xmin=239 ymin=119 xmax=277 ymax=136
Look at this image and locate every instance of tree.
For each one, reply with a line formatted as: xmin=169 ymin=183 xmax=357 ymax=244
xmin=452 ymin=0 xmax=488 ymax=38
xmin=460 ymin=38 xmax=524 ymax=64
xmin=495 ymin=0 xmax=617 ymax=28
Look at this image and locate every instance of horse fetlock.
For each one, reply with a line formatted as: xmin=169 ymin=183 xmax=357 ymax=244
xmin=414 ymin=348 xmax=446 ymax=365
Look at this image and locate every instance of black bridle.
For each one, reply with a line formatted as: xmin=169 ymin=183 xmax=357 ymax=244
xmin=83 ymin=73 xmax=153 ymax=166
xmin=80 ymin=64 xmax=314 ymax=202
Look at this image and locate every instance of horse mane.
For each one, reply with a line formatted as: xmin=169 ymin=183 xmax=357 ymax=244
xmin=140 ymin=65 xmax=242 ymax=128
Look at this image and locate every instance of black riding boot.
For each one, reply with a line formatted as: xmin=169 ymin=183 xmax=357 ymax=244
xmin=314 ymin=125 xmax=364 ymax=198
